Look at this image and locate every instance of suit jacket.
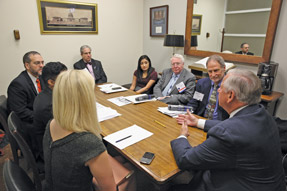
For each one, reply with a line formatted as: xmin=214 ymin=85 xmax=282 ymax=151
xmin=235 ymin=51 xmax=254 ymax=55
xmin=74 ymin=58 xmax=107 ymax=84
xmin=153 ymin=68 xmax=196 ymax=105
xmin=33 ymin=87 xmax=52 ymax=160
xmin=7 ymin=71 xmax=44 ymax=123
xmin=187 ymin=77 xmax=228 ymax=122
xmin=171 ymin=104 xmax=285 ymax=191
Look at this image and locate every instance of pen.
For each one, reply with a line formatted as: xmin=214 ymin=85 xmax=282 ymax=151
xmin=115 ymin=135 xmax=132 ymax=143
xmin=154 ymin=120 xmax=166 ymax=128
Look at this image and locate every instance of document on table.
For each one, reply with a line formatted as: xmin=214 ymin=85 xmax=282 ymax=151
xmin=96 ymin=103 xmax=121 ymax=122
xmin=98 ymin=83 xmax=128 ymax=93
xmin=157 ymin=107 xmax=188 ymax=118
xmin=108 ymin=96 xmax=132 ymax=106
xmin=103 ymin=124 xmax=153 ymax=149
xmin=124 ymin=94 xmax=156 ymax=104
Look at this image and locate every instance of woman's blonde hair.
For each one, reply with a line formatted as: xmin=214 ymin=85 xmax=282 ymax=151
xmin=52 ymin=69 xmax=101 ymax=138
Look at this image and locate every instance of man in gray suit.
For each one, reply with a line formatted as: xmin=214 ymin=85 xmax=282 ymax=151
xmin=153 ymin=54 xmax=196 ymax=105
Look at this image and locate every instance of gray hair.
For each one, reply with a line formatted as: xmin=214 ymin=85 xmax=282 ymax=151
xmin=171 ymin=54 xmax=184 ymax=63
xmin=80 ymin=45 xmax=91 ymax=54
xmin=206 ymin=55 xmax=225 ymax=68
xmin=223 ymin=69 xmax=262 ymax=105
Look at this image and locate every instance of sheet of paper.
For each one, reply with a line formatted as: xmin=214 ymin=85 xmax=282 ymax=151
xmin=103 ymin=124 xmax=153 ymax=149
xmin=108 ymin=96 xmax=132 ymax=106
xmin=157 ymin=107 xmax=189 ymax=118
xmin=124 ymin=94 xmax=156 ymax=104
xmin=96 ymin=103 xmax=121 ymax=122
xmin=98 ymin=83 xmax=128 ymax=94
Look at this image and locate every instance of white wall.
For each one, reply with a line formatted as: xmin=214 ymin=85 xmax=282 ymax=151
xmin=0 ymin=0 xmax=143 ymax=95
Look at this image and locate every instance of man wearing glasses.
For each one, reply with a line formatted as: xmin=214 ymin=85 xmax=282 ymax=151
xmin=7 ymin=51 xmax=45 ymax=151
xmin=153 ymin=54 xmax=196 ymax=105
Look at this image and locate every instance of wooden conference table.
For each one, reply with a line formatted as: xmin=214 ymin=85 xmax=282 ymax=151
xmin=95 ymin=85 xmax=207 ymax=189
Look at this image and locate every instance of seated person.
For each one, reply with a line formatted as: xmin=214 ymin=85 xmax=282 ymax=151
xmin=74 ymin=45 xmax=107 ymax=84
xmin=43 ymin=70 xmax=116 ymax=191
xmin=129 ymin=55 xmax=157 ymax=94
xmin=170 ymin=69 xmax=285 ymax=191
xmin=33 ymin=62 xmax=67 ymax=162
xmin=187 ymin=55 xmax=229 ymax=124
xmin=153 ymin=54 xmax=196 ymax=105
xmin=235 ymin=43 xmax=254 ymax=55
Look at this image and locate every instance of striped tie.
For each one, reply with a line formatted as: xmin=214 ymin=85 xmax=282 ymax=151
xmin=36 ymin=78 xmax=41 ymax=93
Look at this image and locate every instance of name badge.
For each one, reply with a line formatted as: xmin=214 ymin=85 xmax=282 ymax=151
xmin=193 ymin=91 xmax=204 ymax=101
xmin=176 ymin=82 xmax=186 ymax=93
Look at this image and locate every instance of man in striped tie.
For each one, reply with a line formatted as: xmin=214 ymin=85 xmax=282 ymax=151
xmin=7 ymin=51 xmax=45 ymax=152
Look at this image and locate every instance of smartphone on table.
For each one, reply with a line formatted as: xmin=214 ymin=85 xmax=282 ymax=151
xmin=140 ymin=152 xmax=155 ymax=165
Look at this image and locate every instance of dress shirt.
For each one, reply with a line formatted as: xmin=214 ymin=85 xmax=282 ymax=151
xmin=162 ymin=73 xmax=180 ymax=96
xmin=27 ymin=71 xmax=39 ymax=93
xmin=86 ymin=62 xmax=95 ymax=79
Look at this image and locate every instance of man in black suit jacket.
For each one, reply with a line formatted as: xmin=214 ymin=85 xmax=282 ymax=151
xmin=73 ymin=45 xmax=107 ymax=84
xmin=7 ymin=51 xmax=45 ymax=150
xmin=33 ymin=62 xmax=67 ymax=162
xmin=235 ymin=42 xmax=254 ymax=55
xmin=170 ymin=69 xmax=285 ymax=191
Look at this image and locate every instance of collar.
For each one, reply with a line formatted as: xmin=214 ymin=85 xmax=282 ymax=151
xmin=229 ymin=105 xmax=248 ymax=118
xmin=27 ymin=71 xmax=38 ymax=83
xmin=211 ymin=78 xmax=223 ymax=88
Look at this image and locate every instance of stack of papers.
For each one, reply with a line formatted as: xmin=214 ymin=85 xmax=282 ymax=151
xmin=96 ymin=103 xmax=121 ymax=122
xmin=157 ymin=107 xmax=188 ymax=118
xmin=98 ymin=83 xmax=128 ymax=94
xmin=124 ymin=94 xmax=156 ymax=104
xmin=108 ymin=96 xmax=132 ymax=106
xmin=103 ymin=124 xmax=153 ymax=149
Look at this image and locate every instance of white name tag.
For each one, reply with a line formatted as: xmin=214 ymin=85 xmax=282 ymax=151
xmin=193 ymin=91 xmax=204 ymax=101
xmin=176 ymin=82 xmax=186 ymax=93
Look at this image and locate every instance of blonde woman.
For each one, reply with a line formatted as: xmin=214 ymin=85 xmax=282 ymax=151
xmin=43 ymin=70 xmax=116 ymax=191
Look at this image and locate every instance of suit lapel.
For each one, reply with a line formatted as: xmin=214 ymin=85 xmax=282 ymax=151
xmin=170 ymin=69 xmax=185 ymax=94
xmin=23 ymin=71 xmax=37 ymax=95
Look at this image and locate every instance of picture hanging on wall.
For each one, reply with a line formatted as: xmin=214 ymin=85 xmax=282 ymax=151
xmin=150 ymin=5 xmax=169 ymax=37
xmin=37 ymin=0 xmax=98 ymax=34
xmin=192 ymin=14 xmax=202 ymax=35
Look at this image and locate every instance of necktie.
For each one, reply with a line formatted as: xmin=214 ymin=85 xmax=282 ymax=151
xmin=204 ymin=84 xmax=218 ymax=119
xmin=36 ymin=78 xmax=41 ymax=93
xmin=162 ymin=75 xmax=179 ymax=96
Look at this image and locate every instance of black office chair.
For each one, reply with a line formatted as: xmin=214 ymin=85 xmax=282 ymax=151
xmin=3 ymin=159 xmax=36 ymax=191
xmin=8 ymin=111 xmax=43 ymax=191
xmin=0 ymin=95 xmax=21 ymax=164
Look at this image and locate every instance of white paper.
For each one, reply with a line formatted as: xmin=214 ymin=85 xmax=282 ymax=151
xmin=108 ymin=96 xmax=132 ymax=106
xmin=193 ymin=91 xmax=204 ymax=101
xmin=103 ymin=125 xmax=153 ymax=149
xmin=96 ymin=103 xmax=121 ymax=122
xmin=194 ymin=57 xmax=235 ymax=70
xmin=98 ymin=83 xmax=128 ymax=94
xmin=124 ymin=94 xmax=156 ymax=104
xmin=155 ymin=26 xmax=162 ymax=33
xmin=157 ymin=107 xmax=190 ymax=118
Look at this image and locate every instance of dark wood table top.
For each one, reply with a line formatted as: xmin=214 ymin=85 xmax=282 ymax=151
xmin=95 ymin=85 xmax=207 ymax=184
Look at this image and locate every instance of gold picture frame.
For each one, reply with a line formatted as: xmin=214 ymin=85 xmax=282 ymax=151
xmin=37 ymin=0 xmax=98 ymax=34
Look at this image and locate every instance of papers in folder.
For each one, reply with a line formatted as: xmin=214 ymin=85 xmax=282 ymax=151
xmin=98 ymin=83 xmax=128 ymax=93
xmin=96 ymin=103 xmax=121 ymax=122
xmin=124 ymin=94 xmax=156 ymax=104
xmin=157 ymin=107 xmax=188 ymax=118
xmin=103 ymin=125 xmax=153 ymax=149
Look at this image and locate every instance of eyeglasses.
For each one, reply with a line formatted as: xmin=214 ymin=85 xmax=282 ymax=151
xmin=32 ymin=61 xmax=44 ymax=65
xmin=171 ymin=62 xmax=182 ymax=67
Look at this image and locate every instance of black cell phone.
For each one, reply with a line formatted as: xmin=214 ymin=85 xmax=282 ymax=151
xmin=140 ymin=152 xmax=155 ymax=165
xmin=112 ymin=87 xmax=121 ymax=90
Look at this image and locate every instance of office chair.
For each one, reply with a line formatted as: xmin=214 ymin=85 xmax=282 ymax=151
xmin=0 ymin=95 xmax=21 ymax=164
xmin=3 ymin=159 xmax=36 ymax=191
xmin=8 ymin=111 xmax=43 ymax=191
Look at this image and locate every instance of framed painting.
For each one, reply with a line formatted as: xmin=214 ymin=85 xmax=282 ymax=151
xmin=192 ymin=14 xmax=202 ymax=35
xmin=37 ymin=0 xmax=98 ymax=34
xmin=150 ymin=5 xmax=169 ymax=37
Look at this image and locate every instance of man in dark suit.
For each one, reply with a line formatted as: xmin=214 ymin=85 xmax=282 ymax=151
xmin=153 ymin=54 xmax=196 ymax=105
xmin=33 ymin=62 xmax=67 ymax=162
xmin=74 ymin=45 xmax=107 ymax=84
xmin=170 ymin=69 xmax=285 ymax=191
xmin=235 ymin=42 xmax=254 ymax=55
xmin=7 ymin=51 xmax=45 ymax=150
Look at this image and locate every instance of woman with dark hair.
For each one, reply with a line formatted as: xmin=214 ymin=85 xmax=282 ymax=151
xmin=130 ymin=55 xmax=158 ymax=94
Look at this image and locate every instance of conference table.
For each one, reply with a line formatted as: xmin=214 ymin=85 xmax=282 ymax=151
xmin=95 ymin=84 xmax=207 ymax=190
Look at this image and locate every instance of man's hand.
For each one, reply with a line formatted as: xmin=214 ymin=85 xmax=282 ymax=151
xmin=176 ymin=110 xmax=199 ymax=127
xmin=180 ymin=120 xmax=190 ymax=137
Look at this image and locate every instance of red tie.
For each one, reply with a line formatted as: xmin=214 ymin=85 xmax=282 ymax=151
xmin=36 ymin=78 xmax=41 ymax=93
